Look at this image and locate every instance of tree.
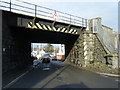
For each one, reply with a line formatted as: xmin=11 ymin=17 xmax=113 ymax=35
xmin=44 ymin=43 xmax=54 ymax=53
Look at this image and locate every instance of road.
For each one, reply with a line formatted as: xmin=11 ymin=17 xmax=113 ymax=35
xmin=4 ymin=60 xmax=119 ymax=88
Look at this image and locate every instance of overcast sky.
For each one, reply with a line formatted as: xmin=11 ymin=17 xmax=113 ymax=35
xmin=18 ymin=0 xmax=118 ymax=32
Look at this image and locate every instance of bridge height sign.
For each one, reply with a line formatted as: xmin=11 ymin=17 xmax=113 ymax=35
xmin=53 ymin=11 xmax=58 ymax=21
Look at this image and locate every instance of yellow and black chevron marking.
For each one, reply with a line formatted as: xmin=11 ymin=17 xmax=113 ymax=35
xmin=72 ymin=29 xmax=77 ymax=34
xmin=61 ymin=27 xmax=67 ymax=32
xmin=28 ymin=23 xmax=32 ymax=28
xmin=41 ymin=24 xmax=48 ymax=30
xmin=56 ymin=27 xmax=63 ymax=32
xmin=46 ymin=25 xmax=52 ymax=31
xmin=27 ymin=22 xmax=38 ymax=29
xmin=52 ymin=26 xmax=57 ymax=31
xmin=27 ymin=22 xmax=78 ymax=34
xmin=69 ymin=29 xmax=74 ymax=33
xmin=36 ymin=23 xmax=43 ymax=29
xmin=27 ymin=22 xmax=33 ymax=28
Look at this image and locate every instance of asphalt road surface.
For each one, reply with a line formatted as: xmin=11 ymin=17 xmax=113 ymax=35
xmin=4 ymin=60 xmax=119 ymax=88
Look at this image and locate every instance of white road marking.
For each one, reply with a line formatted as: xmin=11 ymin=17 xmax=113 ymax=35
xmin=3 ymin=69 xmax=31 ymax=88
xmin=43 ymin=68 xmax=50 ymax=70
xmin=115 ymin=79 xmax=120 ymax=82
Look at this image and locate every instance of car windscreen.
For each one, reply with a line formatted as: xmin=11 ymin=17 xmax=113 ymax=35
xmin=43 ymin=54 xmax=50 ymax=57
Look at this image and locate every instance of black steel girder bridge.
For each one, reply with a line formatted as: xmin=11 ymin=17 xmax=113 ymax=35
xmin=0 ymin=0 xmax=87 ymax=72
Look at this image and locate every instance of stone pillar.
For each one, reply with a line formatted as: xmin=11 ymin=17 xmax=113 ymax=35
xmin=83 ymin=31 xmax=94 ymax=67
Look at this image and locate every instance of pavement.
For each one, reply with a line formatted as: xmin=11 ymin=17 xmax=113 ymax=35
xmin=67 ymin=62 xmax=120 ymax=78
xmin=83 ymin=67 xmax=120 ymax=78
xmin=96 ymin=72 xmax=120 ymax=78
xmin=84 ymin=67 xmax=120 ymax=78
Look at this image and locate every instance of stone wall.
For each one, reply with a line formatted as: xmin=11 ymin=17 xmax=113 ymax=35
xmin=93 ymin=33 xmax=107 ymax=64
xmin=66 ymin=18 xmax=119 ymax=69
xmin=66 ymin=31 xmax=84 ymax=67
xmin=66 ymin=29 xmax=119 ymax=69
xmin=2 ymin=11 xmax=32 ymax=73
xmin=66 ymin=30 xmax=110 ymax=67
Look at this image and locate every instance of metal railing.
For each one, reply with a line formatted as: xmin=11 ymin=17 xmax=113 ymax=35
xmin=0 ymin=0 xmax=88 ymax=27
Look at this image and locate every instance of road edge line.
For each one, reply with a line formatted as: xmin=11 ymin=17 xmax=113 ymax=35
xmin=3 ymin=68 xmax=32 ymax=88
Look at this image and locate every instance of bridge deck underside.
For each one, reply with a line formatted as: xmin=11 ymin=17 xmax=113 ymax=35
xmin=10 ymin=26 xmax=79 ymax=58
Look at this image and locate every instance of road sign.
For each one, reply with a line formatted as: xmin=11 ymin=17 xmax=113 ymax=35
xmin=53 ymin=11 xmax=58 ymax=21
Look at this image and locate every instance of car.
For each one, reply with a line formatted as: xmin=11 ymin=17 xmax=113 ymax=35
xmin=50 ymin=54 xmax=54 ymax=57
xmin=51 ymin=56 xmax=57 ymax=61
xmin=33 ymin=60 xmax=40 ymax=68
xmin=41 ymin=53 xmax=51 ymax=63
xmin=36 ymin=54 xmax=42 ymax=60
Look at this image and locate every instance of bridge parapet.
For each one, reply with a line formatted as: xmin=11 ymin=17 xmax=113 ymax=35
xmin=0 ymin=0 xmax=88 ymax=29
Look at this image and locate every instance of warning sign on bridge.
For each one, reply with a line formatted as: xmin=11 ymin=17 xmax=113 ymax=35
xmin=53 ymin=11 xmax=58 ymax=21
